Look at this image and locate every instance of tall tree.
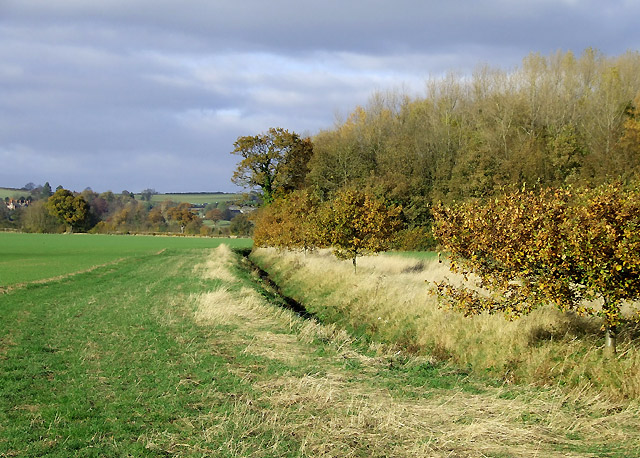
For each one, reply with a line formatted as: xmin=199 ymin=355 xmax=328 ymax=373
xmin=37 ymin=182 xmax=53 ymax=200
xmin=231 ymin=127 xmax=313 ymax=203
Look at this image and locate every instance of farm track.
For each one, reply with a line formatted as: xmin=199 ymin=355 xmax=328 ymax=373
xmin=1 ymin=245 xmax=639 ymax=457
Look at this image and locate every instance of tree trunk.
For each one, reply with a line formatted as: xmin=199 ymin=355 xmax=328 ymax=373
xmin=353 ymin=256 xmax=357 ymax=274
xmin=604 ymin=324 xmax=617 ymax=357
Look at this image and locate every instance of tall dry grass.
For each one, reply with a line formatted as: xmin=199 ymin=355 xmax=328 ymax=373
xmin=251 ymin=247 xmax=640 ymax=400
xmin=193 ymin=246 xmax=640 ymax=456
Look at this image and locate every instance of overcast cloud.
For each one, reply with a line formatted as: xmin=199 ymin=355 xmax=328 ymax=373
xmin=1 ymin=0 xmax=639 ymax=193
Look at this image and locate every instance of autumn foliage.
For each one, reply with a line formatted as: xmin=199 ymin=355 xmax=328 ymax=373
xmin=319 ymin=189 xmax=402 ymax=270
xmin=433 ymin=182 xmax=640 ymax=353
xmin=253 ymin=188 xmax=402 ymax=270
xmin=231 ymin=127 xmax=313 ymax=204
xmin=46 ymin=189 xmax=90 ymax=232
xmin=253 ymin=190 xmax=321 ymax=251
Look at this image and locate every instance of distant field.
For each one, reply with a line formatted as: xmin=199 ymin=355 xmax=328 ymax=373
xmin=0 ymin=187 xmax=30 ymax=199
xmin=1 ymin=188 xmax=244 ymax=205
xmin=138 ymin=193 xmax=244 ymax=205
xmin=0 ymin=232 xmax=252 ymax=287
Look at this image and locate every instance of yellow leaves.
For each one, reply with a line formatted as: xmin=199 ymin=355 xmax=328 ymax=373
xmin=433 ymin=182 xmax=640 ymax=328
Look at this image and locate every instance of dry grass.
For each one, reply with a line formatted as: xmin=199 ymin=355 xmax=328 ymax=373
xmin=182 ymin=246 xmax=640 ymax=456
xmin=251 ymin=247 xmax=640 ymax=401
xmin=252 ymin=372 xmax=640 ymax=457
xmin=193 ymin=244 xmax=239 ymax=283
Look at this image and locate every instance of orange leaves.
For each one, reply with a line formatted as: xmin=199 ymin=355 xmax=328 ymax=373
xmin=252 ymin=190 xmax=323 ymax=252
xmin=166 ymin=202 xmax=198 ymax=225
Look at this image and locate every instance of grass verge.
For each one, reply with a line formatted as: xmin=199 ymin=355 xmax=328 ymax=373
xmin=250 ymin=247 xmax=640 ymax=402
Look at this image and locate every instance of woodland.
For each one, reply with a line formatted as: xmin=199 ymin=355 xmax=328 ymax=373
xmin=243 ymin=49 xmax=640 ymax=248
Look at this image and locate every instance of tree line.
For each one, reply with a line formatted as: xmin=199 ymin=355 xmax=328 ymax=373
xmin=237 ymin=49 xmax=640 ymax=242
xmin=1 ymin=185 xmax=254 ymax=237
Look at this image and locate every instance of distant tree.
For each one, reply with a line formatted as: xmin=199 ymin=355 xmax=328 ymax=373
xmin=321 ymin=188 xmax=402 ymax=272
xmin=205 ymin=208 xmax=224 ymax=224
xmin=23 ymin=182 xmax=36 ymax=191
xmin=217 ymin=203 xmax=233 ymax=221
xmin=166 ymin=202 xmax=198 ymax=232
xmin=229 ymin=213 xmax=253 ymax=236
xmin=21 ymin=200 xmax=62 ymax=233
xmin=0 ymin=202 xmax=11 ymax=228
xmin=46 ymin=189 xmax=90 ymax=232
xmin=140 ymin=188 xmax=157 ymax=201
xmin=147 ymin=207 xmax=166 ymax=226
xmin=100 ymin=191 xmax=115 ymax=203
xmin=184 ymin=219 xmax=203 ymax=235
xmin=107 ymin=200 xmax=151 ymax=232
xmin=231 ymin=127 xmax=313 ymax=203
xmin=121 ymin=190 xmax=135 ymax=200
xmin=42 ymin=182 xmax=53 ymax=198
xmin=88 ymin=196 xmax=109 ymax=219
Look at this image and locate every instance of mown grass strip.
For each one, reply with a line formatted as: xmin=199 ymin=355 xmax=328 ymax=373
xmin=0 ymin=248 xmax=260 ymax=457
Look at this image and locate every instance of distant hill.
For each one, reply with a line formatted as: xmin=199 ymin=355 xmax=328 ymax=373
xmin=136 ymin=192 xmax=245 ymax=205
xmin=0 ymin=187 xmax=31 ymax=199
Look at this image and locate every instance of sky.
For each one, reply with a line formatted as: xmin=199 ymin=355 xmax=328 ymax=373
xmin=1 ymin=1 xmax=639 ymax=193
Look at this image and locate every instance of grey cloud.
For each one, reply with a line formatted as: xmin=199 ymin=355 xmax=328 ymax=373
xmin=1 ymin=0 xmax=639 ymax=192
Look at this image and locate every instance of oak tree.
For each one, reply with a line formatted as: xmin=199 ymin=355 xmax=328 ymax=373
xmin=231 ymin=127 xmax=313 ymax=203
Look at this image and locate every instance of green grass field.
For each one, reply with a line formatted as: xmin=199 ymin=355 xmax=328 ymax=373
xmin=2 ymin=237 xmax=640 ymax=456
xmin=0 ymin=233 xmax=251 ymax=287
xmin=0 ymin=187 xmax=30 ymax=200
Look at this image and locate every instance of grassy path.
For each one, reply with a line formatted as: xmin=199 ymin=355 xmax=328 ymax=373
xmin=1 ymin=246 xmax=639 ymax=457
